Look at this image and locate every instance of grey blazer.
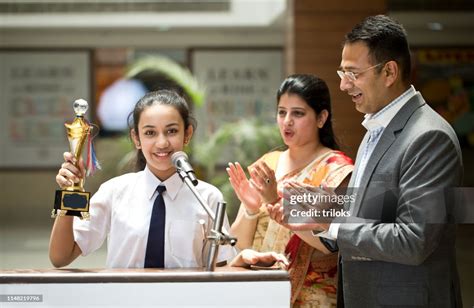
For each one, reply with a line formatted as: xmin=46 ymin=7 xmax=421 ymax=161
xmin=336 ymin=93 xmax=463 ymax=307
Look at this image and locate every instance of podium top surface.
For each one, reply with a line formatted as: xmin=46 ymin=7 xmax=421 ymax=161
xmin=0 ymin=267 xmax=289 ymax=284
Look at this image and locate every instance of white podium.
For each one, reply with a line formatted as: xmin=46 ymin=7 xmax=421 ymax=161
xmin=0 ymin=267 xmax=290 ymax=307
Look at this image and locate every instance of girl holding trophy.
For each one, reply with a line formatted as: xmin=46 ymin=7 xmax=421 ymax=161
xmin=50 ymin=90 xmax=238 ymax=268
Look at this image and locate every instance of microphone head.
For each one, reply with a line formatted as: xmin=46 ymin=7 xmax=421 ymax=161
xmin=171 ymin=151 xmax=188 ymax=168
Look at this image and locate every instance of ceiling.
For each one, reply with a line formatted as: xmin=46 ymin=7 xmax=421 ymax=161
xmin=0 ymin=0 xmax=472 ymax=47
xmin=0 ymin=0 xmax=230 ymax=13
xmin=390 ymin=11 xmax=474 ymax=46
xmin=388 ymin=0 xmax=474 ymax=11
xmin=0 ymin=0 xmax=286 ymax=29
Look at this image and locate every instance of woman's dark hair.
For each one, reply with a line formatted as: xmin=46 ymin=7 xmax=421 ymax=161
xmin=277 ymin=74 xmax=339 ymax=150
xmin=344 ymin=14 xmax=411 ymax=82
xmin=128 ymin=89 xmax=196 ymax=171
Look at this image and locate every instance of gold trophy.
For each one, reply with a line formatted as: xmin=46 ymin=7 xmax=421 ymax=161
xmin=53 ymin=99 xmax=93 ymax=220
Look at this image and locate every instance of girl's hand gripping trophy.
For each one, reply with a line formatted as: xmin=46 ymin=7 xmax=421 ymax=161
xmin=52 ymin=99 xmax=100 ymax=220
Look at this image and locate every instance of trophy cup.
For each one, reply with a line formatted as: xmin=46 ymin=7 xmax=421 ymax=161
xmin=53 ymin=99 xmax=96 ymax=220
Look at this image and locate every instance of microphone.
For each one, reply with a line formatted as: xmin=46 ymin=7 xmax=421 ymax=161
xmin=171 ymin=151 xmax=199 ymax=186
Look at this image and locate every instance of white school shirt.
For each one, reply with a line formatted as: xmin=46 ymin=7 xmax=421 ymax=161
xmin=73 ymin=166 xmax=236 ymax=268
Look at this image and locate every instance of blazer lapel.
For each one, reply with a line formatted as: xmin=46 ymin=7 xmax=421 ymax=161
xmin=352 ymin=94 xmax=426 ymax=216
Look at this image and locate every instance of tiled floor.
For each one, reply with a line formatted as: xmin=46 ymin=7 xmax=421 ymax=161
xmin=1 ymin=222 xmax=473 ymax=306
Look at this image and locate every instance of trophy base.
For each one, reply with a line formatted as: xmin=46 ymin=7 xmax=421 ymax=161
xmin=53 ymin=190 xmax=91 ymax=220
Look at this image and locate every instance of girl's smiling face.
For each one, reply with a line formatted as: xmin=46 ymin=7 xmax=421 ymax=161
xmin=132 ymin=104 xmax=193 ymax=180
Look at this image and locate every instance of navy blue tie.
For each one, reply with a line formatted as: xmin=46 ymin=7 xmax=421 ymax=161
xmin=144 ymin=185 xmax=166 ymax=268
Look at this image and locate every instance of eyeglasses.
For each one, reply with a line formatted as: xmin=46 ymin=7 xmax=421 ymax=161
xmin=337 ymin=63 xmax=384 ymax=81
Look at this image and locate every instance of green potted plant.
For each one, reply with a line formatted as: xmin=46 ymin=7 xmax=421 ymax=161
xmin=193 ymin=118 xmax=282 ymax=221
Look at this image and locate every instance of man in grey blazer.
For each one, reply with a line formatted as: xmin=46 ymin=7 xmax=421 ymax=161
xmin=320 ymin=15 xmax=464 ymax=307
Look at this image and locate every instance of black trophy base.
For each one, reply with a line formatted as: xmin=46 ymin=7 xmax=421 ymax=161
xmin=53 ymin=190 xmax=91 ymax=219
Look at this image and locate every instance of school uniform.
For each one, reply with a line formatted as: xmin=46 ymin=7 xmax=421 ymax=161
xmin=73 ymin=165 xmax=236 ymax=268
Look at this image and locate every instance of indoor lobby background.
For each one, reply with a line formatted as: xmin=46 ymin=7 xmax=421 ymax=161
xmin=1 ymin=0 xmax=473 ymax=305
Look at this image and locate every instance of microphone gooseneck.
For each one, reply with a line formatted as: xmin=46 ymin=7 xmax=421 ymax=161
xmin=171 ymin=151 xmax=237 ymax=271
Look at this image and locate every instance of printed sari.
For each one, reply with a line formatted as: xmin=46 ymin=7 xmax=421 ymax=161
xmin=250 ymin=150 xmax=353 ymax=308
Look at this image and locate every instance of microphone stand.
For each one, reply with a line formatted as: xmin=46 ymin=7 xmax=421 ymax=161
xmin=206 ymin=201 xmax=228 ymax=271
xmin=176 ymin=168 xmax=237 ymax=271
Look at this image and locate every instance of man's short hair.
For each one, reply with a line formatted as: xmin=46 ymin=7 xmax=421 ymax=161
xmin=344 ymin=15 xmax=412 ymax=82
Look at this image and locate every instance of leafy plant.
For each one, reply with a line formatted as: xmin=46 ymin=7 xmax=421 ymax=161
xmin=193 ymin=118 xmax=282 ymax=221
xmin=126 ymin=56 xmax=205 ymax=107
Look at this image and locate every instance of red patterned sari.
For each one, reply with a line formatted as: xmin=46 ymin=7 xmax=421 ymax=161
xmin=251 ymin=150 xmax=353 ymax=308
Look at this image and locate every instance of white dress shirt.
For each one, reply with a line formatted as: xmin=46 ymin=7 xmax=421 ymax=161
xmin=326 ymin=85 xmax=417 ymax=240
xmin=73 ymin=166 xmax=236 ymax=268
